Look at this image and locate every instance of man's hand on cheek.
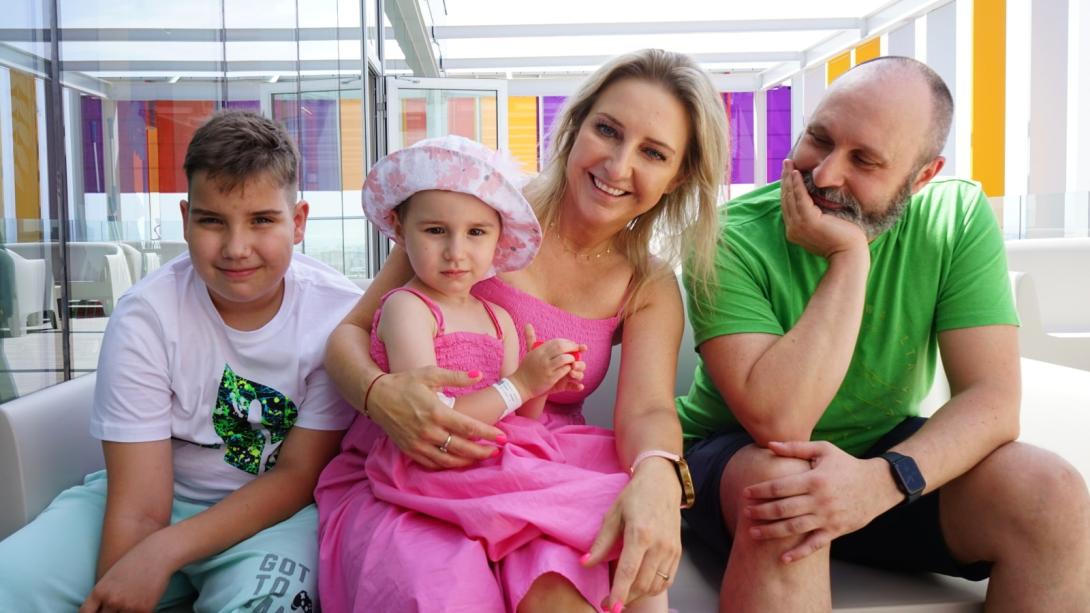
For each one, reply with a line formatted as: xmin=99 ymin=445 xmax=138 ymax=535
xmin=780 ymin=159 xmax=868 ymax=259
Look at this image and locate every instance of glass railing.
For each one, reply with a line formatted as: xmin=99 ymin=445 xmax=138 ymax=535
xmin=997 ymin=191 xmax=1090 ymax=240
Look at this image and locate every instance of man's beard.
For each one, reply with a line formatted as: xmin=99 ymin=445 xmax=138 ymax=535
xmin=798 ymin=171 xmax=914 ymax=240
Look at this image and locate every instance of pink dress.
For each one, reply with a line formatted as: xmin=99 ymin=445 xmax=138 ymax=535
xmin=316 ymin=278 xmax=629 ymax=612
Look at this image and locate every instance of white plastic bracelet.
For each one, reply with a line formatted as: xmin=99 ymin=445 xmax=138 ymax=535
xmin=492 ymin=378 xmax=523 ymax=418
xmin=629 ymin=449 xmax=682 ymax=475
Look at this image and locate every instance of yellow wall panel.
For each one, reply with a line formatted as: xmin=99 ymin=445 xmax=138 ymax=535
xmin=827 ymin=51 xmax=852 ymax=84
xmin=855 ymin=38 xmax=881 ymax=65
xmin=507 ymin=96 xmax=539 ymax=174
xmin=339 ymin=99 xmax=364 ymax=190
xmin=973 ymin=0 xmax=1006 ymax=196
xmin=480 ymin=96 xmax=498 ymax=149
xmin=10 ymin=71 xmax=41 ymax=241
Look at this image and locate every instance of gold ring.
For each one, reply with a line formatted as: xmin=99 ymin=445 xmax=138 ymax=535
xmin=438 ymin=433 xmax=453 ymax=454
xmin=655 ymin=570 xmax=670 ymax=582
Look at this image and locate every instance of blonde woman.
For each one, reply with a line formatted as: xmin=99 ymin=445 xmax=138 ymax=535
xmin=316 ymin=48 xmax=728 ymax=613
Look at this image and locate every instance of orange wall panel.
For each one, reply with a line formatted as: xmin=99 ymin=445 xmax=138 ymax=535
xmin=973 ymin=0 xmax=1006 ymax=196
xmin=448 ymin=97 xmax=477 ymax=141
xmin=827 ymin=51 xmax=852 ymax=84
xmin=480 ymin=96 xmax=497 ymax=149
xmin=155 ymin=101 xmax=215 ymax=193
xmin=507 ymin=96 xmax=539 ymax=174
xmin=339 ymin=99 xmax=364 ymax=190
xmin=855 ymin=38 xmax=881 ymax=64
xmin=10 ymin=70 xmax=41 ymax=241
xmin=402 ymin=98 xmax=426 ymax=148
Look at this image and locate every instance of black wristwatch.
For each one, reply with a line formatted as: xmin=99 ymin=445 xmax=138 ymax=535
xmin=879 ymin=451 xmax=926 ymax=505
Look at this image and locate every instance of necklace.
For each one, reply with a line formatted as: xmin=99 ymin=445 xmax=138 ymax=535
xmin=550 ymin=222 xmax=614 ymax=261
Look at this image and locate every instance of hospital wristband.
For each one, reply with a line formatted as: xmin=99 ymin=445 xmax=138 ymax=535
xmin=492 ymin=378 xmax=524 ymax=418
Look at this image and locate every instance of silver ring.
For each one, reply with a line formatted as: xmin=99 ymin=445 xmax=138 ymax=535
xmin=438 ymin=433 xmax=453 ymax=454
xmin=655 ymin=570 xmax=670 ymax=582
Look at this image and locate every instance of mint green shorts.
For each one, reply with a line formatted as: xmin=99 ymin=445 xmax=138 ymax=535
xmin=0 ymin=470 xmax=319 ymax=612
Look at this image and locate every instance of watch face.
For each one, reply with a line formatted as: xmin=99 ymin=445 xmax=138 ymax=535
xmin=893 ymin=457 xmax=926 ymax=495
xmin=677 ymin=458 xmax=696 ymax=509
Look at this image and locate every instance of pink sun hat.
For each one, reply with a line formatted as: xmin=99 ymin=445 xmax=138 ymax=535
xmin=362 ymin=135 xmax=542 ymax=273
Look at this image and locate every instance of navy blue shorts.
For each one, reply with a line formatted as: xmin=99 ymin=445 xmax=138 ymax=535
xmin=681 ymin=417 xmax=991 ymax=580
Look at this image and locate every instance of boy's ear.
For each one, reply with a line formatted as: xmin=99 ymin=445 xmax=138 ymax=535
xmin=180 ymin=200 xmax=191 ymax=240
xmin=292 ymin=200 xmax=310 ymax=245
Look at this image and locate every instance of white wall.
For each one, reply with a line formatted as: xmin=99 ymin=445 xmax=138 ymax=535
xmin=1069 ymin=0 xmax=1090 ymax=194
xmin=928 ymin=1 xmax=959 ymax=177
xmin=1027 ymin=0 xmax=1068 ymax=196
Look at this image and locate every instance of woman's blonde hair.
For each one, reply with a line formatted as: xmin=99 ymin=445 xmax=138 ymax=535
xmin=524 ymin=48 xmax=728 ymax=316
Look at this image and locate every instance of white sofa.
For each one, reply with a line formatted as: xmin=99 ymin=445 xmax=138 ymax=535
xmin=0 ymin=249 xmax=55 ymax=337
xmin=4 ymin=301 xmax=1089 ymax=611
xmin=6 ymin=242 xmax=133 ymax=316
xmin=1006 ymin=238 xmax=1090 ymax=371
xmin=582 ymin=302 xmax=1090 ymax=612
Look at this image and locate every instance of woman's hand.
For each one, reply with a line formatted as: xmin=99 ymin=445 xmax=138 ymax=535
xmin=582 ymin=459 xmax=682 ymax=610
xmin=367 ymin=366 xmax=505 ymax=469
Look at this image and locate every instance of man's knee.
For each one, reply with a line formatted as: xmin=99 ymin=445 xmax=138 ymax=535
xmin=719 ymin=444 xmax=811 ymax=528
xmin=947 ymin=442 xmax=1090 ymax=550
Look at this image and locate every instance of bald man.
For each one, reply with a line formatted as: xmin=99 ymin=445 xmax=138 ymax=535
xmin=677 ymin=56 xmax=1090 ymax=612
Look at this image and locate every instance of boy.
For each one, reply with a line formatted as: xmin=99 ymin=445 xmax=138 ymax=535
xmin=0 ymin=111 xmax=360 ymax=611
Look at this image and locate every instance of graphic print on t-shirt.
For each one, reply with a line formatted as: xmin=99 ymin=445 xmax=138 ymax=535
xmin=213 ymin=364 xmax=298 ymax=475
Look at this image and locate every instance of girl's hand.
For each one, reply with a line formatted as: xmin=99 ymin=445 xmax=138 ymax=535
xmin=582 ymin=459 xmax=682 ymax=610
xmin=368 ymin=367 xmax=503 ymax=469
xmin=510 ymin=325 xmax=587 ymax=400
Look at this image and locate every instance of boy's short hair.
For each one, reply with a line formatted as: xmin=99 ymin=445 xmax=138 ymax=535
xmin=184 ymin=110 xmax=299 ymax=197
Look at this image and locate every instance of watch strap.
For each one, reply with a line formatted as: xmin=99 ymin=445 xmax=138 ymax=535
xmin=629 ymin=449 xmax=696 ymax=509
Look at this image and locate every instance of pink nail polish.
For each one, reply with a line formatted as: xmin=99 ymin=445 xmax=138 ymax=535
xmin=495 ymin=433 xmax=507 ymax=445
xmin=579 ymin=553 xmax=592 ymax=565
xmin=467 ymin=370 xmax=481 ymax=379
xmin=611 ymin=601 xmax=624 ymax=613
xmin=569 ymin=350 xmax=581 ymax=361
xmin=532 ymin=340 xmax=544 ymax=349
xmin=491 ymin=447 xmax=500 ymax=458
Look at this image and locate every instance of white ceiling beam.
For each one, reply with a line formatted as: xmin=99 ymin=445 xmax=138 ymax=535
xmin=385 ymin=0 xmax=440 ymax=77
xmin=759 ymin=61 xmax=803 ymax=89
xmin=864 ymin=0 xmax=954 ymax=38
xmin=428 ymin=18 xmax=861 ymax=39
xmin=755 ymin=0 xmax=955 ymax=89
xmin=506 ymin=70 xmax=761 ymax=97
xmin=441 ymin=51 xmax=799 ymax=71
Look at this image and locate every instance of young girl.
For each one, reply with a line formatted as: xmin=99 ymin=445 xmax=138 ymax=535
xmin=355 ymin=136 xmax=634 ymax=609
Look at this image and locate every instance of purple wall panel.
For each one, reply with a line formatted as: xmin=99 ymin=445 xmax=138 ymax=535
xmin=539 ymin=96 xmax=566 ymax=163
xmin=80 ymin=97 xmax=105 ymax=193
xmin=726 ymin=92 xmax=754 ymax=184
xmin=225 ymin=100 xmax=261 ymax=113
xmin=274 ymin=97 xmax=340 ymax=191
xmin=116 ymin=101 xmax=151 ymax=193
xmin=766 ymin=86 xmax=792 ymax=183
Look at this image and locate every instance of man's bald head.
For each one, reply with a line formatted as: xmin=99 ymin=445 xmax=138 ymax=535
xmin=827 ymin=56 xmax=953 ymax=165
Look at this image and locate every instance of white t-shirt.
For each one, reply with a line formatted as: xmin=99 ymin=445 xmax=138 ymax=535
xmin=90 ymin=253 xmax=362 ymax=503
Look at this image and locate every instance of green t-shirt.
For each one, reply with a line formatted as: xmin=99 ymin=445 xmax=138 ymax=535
xmin=677 ymin=178 xmax=1019 ymax=456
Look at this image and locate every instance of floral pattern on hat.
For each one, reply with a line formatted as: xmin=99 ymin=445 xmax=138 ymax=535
xmin=362 ymin=135 xmax=541 ymax=273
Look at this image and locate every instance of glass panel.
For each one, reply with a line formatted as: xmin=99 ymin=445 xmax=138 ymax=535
xmin=58 ymin=1 xmax=229 ymax=388
xmin=0 ymin=1 xmax=64 ymax=401
xmin=395 ymin=89 xmax=499 ymax=149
